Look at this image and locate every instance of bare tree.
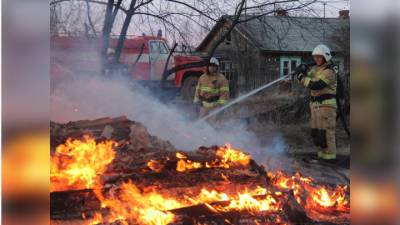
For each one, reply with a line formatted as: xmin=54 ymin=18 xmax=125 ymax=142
xmin=50 ymin=0 xmax=321 ymax=76
xmin=50 ymin=0 xmax=105 ymax=36
xmin=85 ymin=0 xmax=98 ymax=37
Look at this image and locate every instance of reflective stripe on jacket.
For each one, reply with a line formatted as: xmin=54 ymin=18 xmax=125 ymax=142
xmin=301 ymin=62 xmax=337 ymax=107
xmin=194 ymin=73 xmax=229 ymax=107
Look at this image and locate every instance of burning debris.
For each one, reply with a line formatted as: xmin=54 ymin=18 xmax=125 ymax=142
xmin=51 ymin=117 xmax=350 ymax=225
xmin=51 ymin=135 xmax=117 ymax=192
xmin=147 ymin=144 xmax=251 ymax=173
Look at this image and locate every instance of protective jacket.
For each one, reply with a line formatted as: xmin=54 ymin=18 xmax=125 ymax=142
xmin=194 ymin=73 xmax=229 ymax=108
xmin=301 ymin=62 xmax=337 ymax=107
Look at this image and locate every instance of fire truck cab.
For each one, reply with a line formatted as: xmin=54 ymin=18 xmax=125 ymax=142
xmin=51 ymin=35 xmax=206 ymax=101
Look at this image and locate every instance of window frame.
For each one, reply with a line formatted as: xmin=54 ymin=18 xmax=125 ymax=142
xmin=280 ymin=56 xmax=301 ymax=77
xmin=149 ymin=40 xmax=169 ymax=55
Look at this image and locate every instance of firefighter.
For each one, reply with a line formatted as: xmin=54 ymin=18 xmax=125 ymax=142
xmin=194 ymin=57 xmax=230 ymax=118
xmin=297 ymin=44 xmax=337 ymax=160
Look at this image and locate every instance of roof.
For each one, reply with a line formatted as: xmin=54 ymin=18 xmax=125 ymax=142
xmin=196 ymin=15 xmax=349 ymax=53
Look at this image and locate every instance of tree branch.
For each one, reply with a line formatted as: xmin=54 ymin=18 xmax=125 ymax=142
xmin=238 ymin=0 xmax=318 ymax=23
xmin=161 ymin=42 xmax=178 ymax=88
xmin=165 ymin=0 xmax=218 ymax=22
xmin=133 ymin=0 xmax=154 ymax=11
xmin=207 ymin=0 xmax=247 ymax=59
xmin=135 ymin=12 xmax=189 ymax=43
xmin=85 ymin=0 xmax=97 ymax=37
xmin=50 ymin=0 xmax=128 ymax=14
xmin=113 ymin=0 xmax=138 ymax=63
xmin=243 ymin=0 xmax=298 ymax=10
xmin=131 ymin=43 xmax=146 ymax=72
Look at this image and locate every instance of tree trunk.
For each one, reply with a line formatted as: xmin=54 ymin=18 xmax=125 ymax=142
xmin=207 ymin=0 xmax=246 ymax=60
xmin=101 ymin=0 xmax=124 ymax=75
xmin=101 ymin=0 xmax=114 ymax=74
xmin=114 ymin=0 xmax=137 ymax=63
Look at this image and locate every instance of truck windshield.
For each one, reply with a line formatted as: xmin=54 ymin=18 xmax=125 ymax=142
xmin=150 ymin=41 xmax=169 ymax=54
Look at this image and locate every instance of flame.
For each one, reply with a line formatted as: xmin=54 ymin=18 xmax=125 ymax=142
xmin=307 ymin=185 xmax=349 ymax=211
xmin=92 ymin=181 xmax=181 ymax=225
xmin=91 ymin=184 xmax=284 ymax=225
xmin=268 ymin=171 xmax=313 ymax=190
xmin=50 ymin=135 xmax=116 ymax=192
xmin=186 ymin=186 xmax=282 ymax=214
xmin=148 ymin=144 xmax=251 ymax=173
xmin=268 ymin=170 xmax=349 ymax=213
xmin=87 ymin=213 xmax=103 ymax=225
xmin=219 ymin=193 xmax=280 ymax=213
xmin=147 ymin=159 xmax=165 ymax=173
xmin=312 ymin=187 xmax=335 ymax=207
xmin=176 ymin=152 xmax=202 ymax=172
xmin=214 ymin=143 xmax=251 ymax=167
xmin=189 ymin=189 xmax=230 ymax=203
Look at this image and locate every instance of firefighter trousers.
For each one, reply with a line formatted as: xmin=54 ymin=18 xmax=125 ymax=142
xmin=310 ymin=103 xmax=337 ymax=155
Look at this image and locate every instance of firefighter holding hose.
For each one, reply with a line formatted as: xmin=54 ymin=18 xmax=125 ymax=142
xmin=297 ymin=44 xmax=338 ymax=161
xmin=194 ymin=57 xmax=230 ymax=118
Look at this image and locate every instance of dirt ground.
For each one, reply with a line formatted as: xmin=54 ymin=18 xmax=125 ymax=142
xmin=249 ymin=121 xmax=350 ymax=156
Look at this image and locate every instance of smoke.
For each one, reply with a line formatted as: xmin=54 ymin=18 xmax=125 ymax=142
xmin=51 ymin=73 xmax=285 ymax=162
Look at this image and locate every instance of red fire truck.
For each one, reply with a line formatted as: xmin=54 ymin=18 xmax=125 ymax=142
xmin=51 ymin=35 xmax=206 ymax=101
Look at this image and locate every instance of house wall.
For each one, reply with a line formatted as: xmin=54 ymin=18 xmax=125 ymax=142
xmin=205 ymin=28 xmax=263 ymax=96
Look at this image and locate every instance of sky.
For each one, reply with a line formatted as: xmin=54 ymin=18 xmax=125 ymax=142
xmin=317 ymin=0 xmax=350 ymax=17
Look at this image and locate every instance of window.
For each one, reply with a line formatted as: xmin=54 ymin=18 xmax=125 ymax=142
xmin=280 ymin=56 xmax=301 ymax=77
xmin=149 ymin=41 xmax=169 ymax=54
xmin=283 ymin=61 xmax=289 ymax=76
xmin=159 ymin=42 xmax=169 ymax=54
xmin=220 ymin=59 xmax=236 ymax=82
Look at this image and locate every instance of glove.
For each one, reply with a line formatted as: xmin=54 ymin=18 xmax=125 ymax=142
xmin=297 ymin=63 xmax=309 ymax=75
xmin=293 ymin=63 xmax=308 ymax=77
xmin=297 ymin=73 xmax=305 ymax=82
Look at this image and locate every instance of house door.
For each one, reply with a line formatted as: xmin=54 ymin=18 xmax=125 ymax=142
xmin=280 ymin=57 xmax=301 ymax=77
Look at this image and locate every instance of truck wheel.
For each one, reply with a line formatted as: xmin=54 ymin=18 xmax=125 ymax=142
xmin=181 ymin=76 xmax=199 ymax=102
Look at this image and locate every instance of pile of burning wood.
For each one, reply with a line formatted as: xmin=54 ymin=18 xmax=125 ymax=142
xmin=50 ymin=116 xmax=350 ymax=225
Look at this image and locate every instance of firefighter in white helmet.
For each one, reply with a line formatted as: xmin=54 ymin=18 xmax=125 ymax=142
xmin=297 ymin=44 xmax=337 ymax=160
xmin=194 ymin=57 xmax=230 ymax=118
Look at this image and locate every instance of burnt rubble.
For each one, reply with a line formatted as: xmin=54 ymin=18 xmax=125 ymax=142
xmin=51 ymin=116 xmax=349 ymax=225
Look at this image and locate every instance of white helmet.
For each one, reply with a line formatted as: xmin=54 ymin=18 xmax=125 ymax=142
xmin=209 ymin=57 xmax=220 ymax=66
xmin=312 ymin=44 xmax=332 ymax=61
